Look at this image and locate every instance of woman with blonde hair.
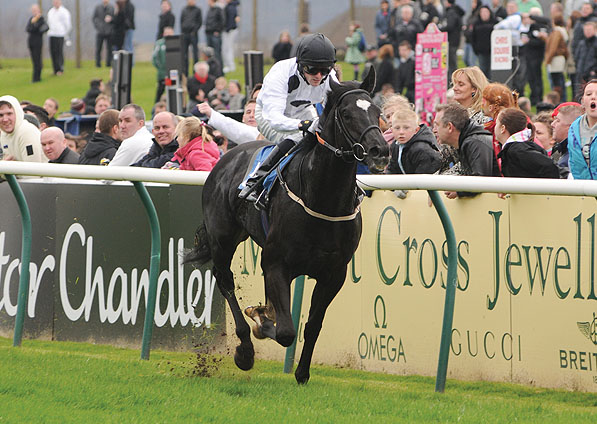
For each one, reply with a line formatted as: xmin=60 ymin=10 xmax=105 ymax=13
xmin=166 ymin=117 xmax=220 ymax=171
xmin=451 ymin=66 xmax=490 ymax=126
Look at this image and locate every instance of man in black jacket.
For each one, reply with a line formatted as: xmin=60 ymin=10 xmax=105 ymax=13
xmin=181 ymin=0 xmax=202 ymax=76
xmin=433 ymin=103 xmax=500 ymax=198
xmin=157 ymin=0 xmax=175 ymax=40
xmin=93 ymin=0 xmax=114 ymax=67
xmin=79 ymin=109 xmax=121 ymax=165
xmin=205 ymin=0 xmax=224 ymax=64
xmin=133 ymin=111 xmax=179 ymax=168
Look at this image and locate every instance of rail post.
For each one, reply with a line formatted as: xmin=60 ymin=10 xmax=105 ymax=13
xmin=427 ymin=190 xmax=458 ymax=393
xmin=283 ymin=275 xmax=305 ymax=373
xmin=6 ymin=175 xmax=32 ymax=347
xmin=133 ymin=181 xmax=161 ymax=360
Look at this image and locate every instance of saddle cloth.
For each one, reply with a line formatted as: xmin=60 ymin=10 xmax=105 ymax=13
xmin=238 ymin=145 xmax=296 ymax=195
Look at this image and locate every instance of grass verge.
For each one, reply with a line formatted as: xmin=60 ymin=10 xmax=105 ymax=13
xmin=1 ymin=337 xmax=596 ymax=423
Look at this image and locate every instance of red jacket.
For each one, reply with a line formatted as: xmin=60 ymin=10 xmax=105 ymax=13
xmin=172 ymin=136 xmax=220 ymax=171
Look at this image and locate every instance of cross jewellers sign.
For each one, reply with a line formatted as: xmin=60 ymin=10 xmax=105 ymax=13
xmin=233 ymin=191 xmax=597 ymax=392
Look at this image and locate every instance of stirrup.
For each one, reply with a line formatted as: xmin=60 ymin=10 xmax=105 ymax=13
xmin=239 ymin=179 xmax=258 ymax=200
xmin=254 ymin=191 xmax=268 ymax=210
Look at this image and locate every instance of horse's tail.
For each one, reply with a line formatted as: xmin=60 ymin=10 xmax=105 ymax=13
xmin=182 ymin=223 xmax=212 ymax=265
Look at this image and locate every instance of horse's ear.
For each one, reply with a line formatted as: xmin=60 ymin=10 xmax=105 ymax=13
xmin=360 ymin=66 xmax=376 ymax=95
xmin=329 ymin=75 xmax=341 ymax=92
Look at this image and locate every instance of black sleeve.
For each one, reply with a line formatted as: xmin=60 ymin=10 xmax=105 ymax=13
xmin=412 ymin=146 xmax=442 ymax=174
xmin=462 ymin=138 xmax=495 ymax=177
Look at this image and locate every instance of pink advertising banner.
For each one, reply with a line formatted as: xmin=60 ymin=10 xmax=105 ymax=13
xmin=414 ymin=24 xmax=448 ymax=126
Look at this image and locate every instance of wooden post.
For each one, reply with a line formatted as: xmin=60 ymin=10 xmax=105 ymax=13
xmin=251 ymin=0 xmax=258 ymax=50
xmin=75 ymin=0 xmax=81 ymax=68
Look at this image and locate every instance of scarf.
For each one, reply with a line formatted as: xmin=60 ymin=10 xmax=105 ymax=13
xmin=503 ymin=128 xmax=532 ymax=146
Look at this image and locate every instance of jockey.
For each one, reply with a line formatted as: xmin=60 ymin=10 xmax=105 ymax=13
xmin=239 ymin=33 xmax=338 ymax=207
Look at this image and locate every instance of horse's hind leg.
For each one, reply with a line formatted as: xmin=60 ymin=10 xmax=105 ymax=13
xmin=262 ymin=263 xmax=295 ymax=348
xmin=294 ymin=271 xmax=346 ymax=384
xmin=211 ymin=245 xmax=255 ymax=371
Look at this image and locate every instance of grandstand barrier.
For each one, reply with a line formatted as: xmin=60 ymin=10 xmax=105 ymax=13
xmin=2 ymin=161 xmax=597 ymax=392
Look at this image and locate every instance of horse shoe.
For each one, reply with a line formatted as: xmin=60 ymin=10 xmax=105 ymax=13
xmin=244 ymin=305 xmax=277 ymax=340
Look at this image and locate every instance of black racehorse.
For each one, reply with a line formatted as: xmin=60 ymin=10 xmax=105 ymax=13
xmin=184 ymin=68 xmax=390 ymax=384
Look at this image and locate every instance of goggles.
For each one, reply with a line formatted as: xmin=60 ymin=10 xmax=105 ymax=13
xmin=302 ymin=64 xmax=333 ymax=76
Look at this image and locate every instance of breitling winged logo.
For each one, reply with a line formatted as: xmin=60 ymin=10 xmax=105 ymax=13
xmin=577 ymin=313 xmax=597 ymax=345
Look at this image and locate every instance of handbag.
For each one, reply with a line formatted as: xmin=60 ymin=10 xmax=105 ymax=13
xmin=548 ymin=55 xmax=566 ymax=74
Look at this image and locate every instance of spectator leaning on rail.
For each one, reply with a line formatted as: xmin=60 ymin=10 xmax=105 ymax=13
xmin=568 ymin=80 xmax=597 ymax=180
xmin=432 ymin=103 xmax=500 ymax=199
xmin=167 ymin=117 xmax=220 ymax=171
xmin=551 ymin=102 xmax=583 ymax=178
xmin=387 ymin=107 xmax=441 ymax=175
xmin=108 ymin=104 xmax=153 ymax=166
xmin=79 ymin=109 xmax=121 ymax=165
xmin=238 ymin=33 xmax=339 ymax=208
xmin=0 ymin=95 xmax=45 ymax=163
xmin=132 ymin=111 xmax=179 ymax=168
xmin=196 ymin=98 xmax=260 ymax=146
xmin=494 ymin=108 xmax=559 ymax=179
xmin=40 ymin=127 xmax=80 ymax=164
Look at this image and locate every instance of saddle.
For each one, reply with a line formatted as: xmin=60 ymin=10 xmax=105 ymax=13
xmin=238 ymin=145 xmax=297 ymax=199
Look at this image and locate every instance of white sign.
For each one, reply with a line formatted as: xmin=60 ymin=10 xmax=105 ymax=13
xmin=491 ymin=29 xmax=512 ymax=71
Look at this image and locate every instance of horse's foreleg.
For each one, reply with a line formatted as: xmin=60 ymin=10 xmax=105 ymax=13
xmin=262 ymin=264 xmax=295 ymax=348
xmin=294 ymin=272 xmax=345 ymax=384
xmin=213 ymin=265 xmax=255 ymax=371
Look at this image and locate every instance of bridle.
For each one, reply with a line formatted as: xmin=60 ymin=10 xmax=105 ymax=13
xmin=315 ymin=88 xmax=382 ymax=162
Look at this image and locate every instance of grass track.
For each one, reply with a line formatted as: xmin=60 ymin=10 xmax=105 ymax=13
xmin=1 ymin=337 xmax=596 ymax=423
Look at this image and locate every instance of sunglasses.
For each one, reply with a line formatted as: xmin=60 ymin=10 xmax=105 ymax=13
xmin=303 ymin=65 xmax=332 ymax=76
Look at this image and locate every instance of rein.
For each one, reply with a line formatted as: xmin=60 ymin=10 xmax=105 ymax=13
xmin=315 ymin=88 xmax=382 ymax=162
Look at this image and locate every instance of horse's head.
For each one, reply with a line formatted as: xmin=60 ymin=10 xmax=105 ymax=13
xmin=319 ymin=67 xmax=390 ymax=173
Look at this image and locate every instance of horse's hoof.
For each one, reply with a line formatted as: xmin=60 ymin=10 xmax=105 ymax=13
xmin=234 ymin=344 xmax=254 ymax=371
xmin=276 ymin=332 xmax=296 ymax=348
xmin=295 ymin=369 xmax=310 ymax=385
xmin=276 ymin=327 xmax=296 ymax=347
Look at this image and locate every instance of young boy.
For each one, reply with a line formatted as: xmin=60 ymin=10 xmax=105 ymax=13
xmin=387 ymin=107 xmax=441 ymax=175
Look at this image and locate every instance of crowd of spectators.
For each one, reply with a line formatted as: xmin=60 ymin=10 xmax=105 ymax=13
xmin=7 ymin=0 xmax=597 ymax=192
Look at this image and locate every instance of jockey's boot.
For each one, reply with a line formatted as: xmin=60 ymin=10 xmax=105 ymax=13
xmin=239 ymin=138 xmax=296 ymax=207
